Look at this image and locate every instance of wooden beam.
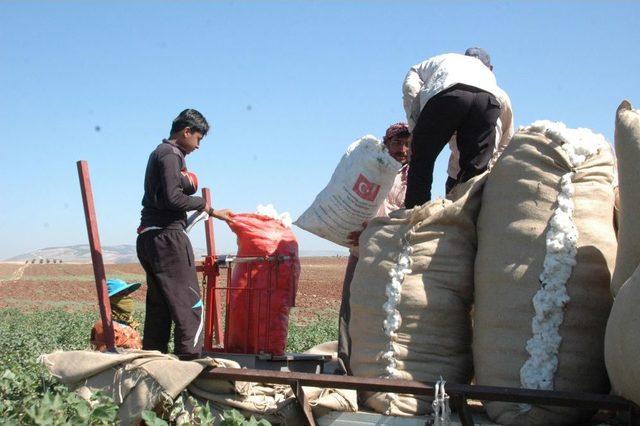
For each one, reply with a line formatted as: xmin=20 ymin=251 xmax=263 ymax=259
xmin=77 ymin=160 xmax=114 ymax=351
xmin=201 ymin=368 xmax=635 ymax=411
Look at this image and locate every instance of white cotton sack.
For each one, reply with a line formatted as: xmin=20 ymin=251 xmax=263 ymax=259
xmin=294 ymin=136 xmax=401 ymax=247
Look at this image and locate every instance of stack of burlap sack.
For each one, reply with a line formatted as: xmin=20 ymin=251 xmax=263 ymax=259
xmin=346 ymin=102 xmax=640 ymax=424
xmin=41 ymin=347 xmax=357 ymax=425
xmin=41 ymin=103 xmax=640 ymax=425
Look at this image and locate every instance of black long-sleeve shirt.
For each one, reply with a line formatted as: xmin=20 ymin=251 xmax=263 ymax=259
xmin=139 ymin=140 xmax=206 ymax=230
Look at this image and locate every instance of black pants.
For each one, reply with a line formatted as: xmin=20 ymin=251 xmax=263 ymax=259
xmin=337 ymin=253 xmax=359 ymax=375
xmin=136 ymin=228 xmax=203 ymax=360
xmin=405 ymin=84 xmax=501 ymax=208
xmin=445 ymin=176 xmax=458 ymax=195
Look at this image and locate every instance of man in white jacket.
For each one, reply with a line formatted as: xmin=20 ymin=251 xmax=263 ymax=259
xmin=402 ymin=48 xmax=514 ymax=207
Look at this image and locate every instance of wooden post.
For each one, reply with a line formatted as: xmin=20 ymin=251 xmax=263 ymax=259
xmin=77 ymin=160 xmax=115 ymax=351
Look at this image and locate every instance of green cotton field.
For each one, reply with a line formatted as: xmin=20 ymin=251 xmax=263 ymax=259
xmin=0 ymin=259 xmax=344 ymax=425
xmin=0 ymin=308 xmax=338 ymax=425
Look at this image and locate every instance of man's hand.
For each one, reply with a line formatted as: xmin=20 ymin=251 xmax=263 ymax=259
xmin=347 ymin=221 xmax=368 ymax=247
xmin=208 ymin=208 xmax=235 ymax=224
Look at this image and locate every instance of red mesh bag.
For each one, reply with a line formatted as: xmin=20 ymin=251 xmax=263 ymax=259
xmin=225 ymin=214 xmax=300 ymax=355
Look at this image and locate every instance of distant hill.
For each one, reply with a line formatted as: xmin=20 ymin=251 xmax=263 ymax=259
xmin=5 ymin=245 xmax=347 ymax=263
xmin=5 ymin=244 xmax=145 ymax=264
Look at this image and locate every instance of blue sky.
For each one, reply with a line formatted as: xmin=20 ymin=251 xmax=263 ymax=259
xmin=1 ymin=1 xmax=638 ymax=259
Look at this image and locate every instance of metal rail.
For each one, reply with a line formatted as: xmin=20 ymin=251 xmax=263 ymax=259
xmin=201 ymin=367 xmax=640 ymax=426
xmin=213 ymin=255 xmax=295 ymax=265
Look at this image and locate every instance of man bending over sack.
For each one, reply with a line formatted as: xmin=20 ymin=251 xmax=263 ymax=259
xmin=91 ymin=278 xmax=142 ymax=351
xmin=338 ymin=122 xmax=411 ymax=372
xmin=402 ymin=47 xmax=514 ymax=207
xmin=137 ymin=109 xmax=234 ymax=360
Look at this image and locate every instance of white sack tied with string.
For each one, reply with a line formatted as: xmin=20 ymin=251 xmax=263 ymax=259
xmin=295 ymin=135 xmax=401 ymax=247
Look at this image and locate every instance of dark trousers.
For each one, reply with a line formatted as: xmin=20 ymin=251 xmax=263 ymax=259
xmin=445 ymin=176 xmax=458 ymax=195
xmin=405 ymin=84 xmax=501 ymax=208
xmin=136 ymin=229 xmax=203 ymax=360
xmin=337 ymin=253 xmax=359 ymax=375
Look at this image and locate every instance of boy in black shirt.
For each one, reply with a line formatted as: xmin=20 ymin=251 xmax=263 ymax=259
xmin=137 ymin=109 xmax=233 ymax=360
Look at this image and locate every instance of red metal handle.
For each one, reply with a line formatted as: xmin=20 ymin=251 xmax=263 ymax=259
xmin=202 ymin=188 xmax=224 ymax=350
xmin=77 ymin=160 xmax=115 ymax=351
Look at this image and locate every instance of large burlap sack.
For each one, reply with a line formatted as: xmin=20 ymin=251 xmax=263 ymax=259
xmin=295 ymin=136 xmax=401 ymax=247
xmin=190 ymin=356 xmax=356 ymax=424
xmin=40 ymin=350 xmax=205 ymax=426
xmin=473 ymin=121 xmax=617 ymax=425
xmin=348 ymin=173 xmax=487 ymax=416
xmin=611 ymin=100 xmax=640 ymax=296
xmin=189 ymin=373 xmax=301 ymax=425
xmin=605 ymin=263 xmax=640 ymax=405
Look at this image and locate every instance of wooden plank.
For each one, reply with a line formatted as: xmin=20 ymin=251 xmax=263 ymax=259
xmin=77 ymin=160 xmax=114 ymax=351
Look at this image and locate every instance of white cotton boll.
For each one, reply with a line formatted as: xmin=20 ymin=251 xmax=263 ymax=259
xmin=557 ymin=197 xmax=573 ymax=212
xmin=256 ymin=204 xmax=292 ymax=228
xmin=384 ymin=287 xmax=401 ymax=304
xmin=387 ymin=292 xmax=401 ymax=304
xmin=520 ymin=133 xmax=593 ymax=391
xmin=563 ymin=184 xmax=575 ymax=197
xmin=379 ymin=351 xmax=395 ymax=362
xmin=383 ymin=301 xmax=394 ymax=313
xmin=570 ymin=154 xmax=587 ymax=166
xmin=560 ymin=173 xmax=574 ymax=185
xmin=257 ymin=204 xmax=277 ymax=217
xmin=392 ymin=311 xmax=401 ymax=326
xmin=383 ymin=312 xmax=401 ymax=335
xmin=380 ymin=243 xmax=412 ymax=380
xmin=546 ymin=238 xmax=565 ymax=254
xmin=279 ymin=212 xmax=293 ymax=228
xmin=398 ymin=256 xmax=411 ymax=268
xmin=389 ymin=269 xmax=407 ymax=281
xmin=525 ymin=340 xmax=546 ymax=359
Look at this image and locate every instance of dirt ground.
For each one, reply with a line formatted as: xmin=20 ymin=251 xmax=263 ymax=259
xmin=0 ymin=257 xmax=348 ymax=320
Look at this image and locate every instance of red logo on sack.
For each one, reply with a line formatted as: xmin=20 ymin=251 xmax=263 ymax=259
xmin=353 ymin=174 xmax=381 ymax=202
